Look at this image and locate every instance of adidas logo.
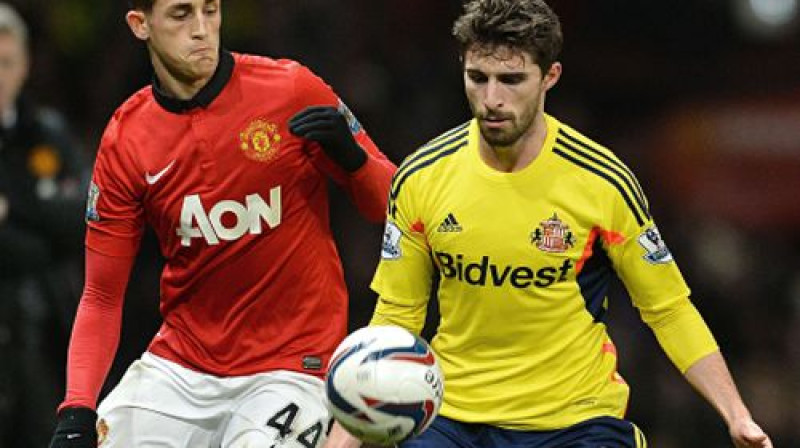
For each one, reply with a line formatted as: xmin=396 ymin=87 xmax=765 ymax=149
xmin=437 ymin=213 xmax=463 ymax=233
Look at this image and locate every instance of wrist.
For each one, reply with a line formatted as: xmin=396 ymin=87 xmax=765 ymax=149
xmin=337 ymin=142 xmax=367 ymax=173
xmin=58 ymin=406 xmax=97 ymax=425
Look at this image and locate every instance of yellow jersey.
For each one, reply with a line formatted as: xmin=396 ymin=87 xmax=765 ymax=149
xmin=370 ymin=115 xmax=718 ymax=430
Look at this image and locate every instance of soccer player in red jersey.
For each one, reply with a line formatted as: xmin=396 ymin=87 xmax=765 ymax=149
xmin=48 ymin=1 xmax=395 ymax=447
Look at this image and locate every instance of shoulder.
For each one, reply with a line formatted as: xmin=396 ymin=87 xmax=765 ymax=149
xmin=552 ymin=119 xmax=629 ymax=170
xmin=232 ymin=52 xmax=334 ymax=103
xmin=550 ymin=117 xmax=651 ymax=226
xmin=400 ymin=121 xmax=471 ymax=172
xmin=391 ymin=120 xmax=471 ymax=196
xmin=550 ymin=118 xmax=641 ymax=188
xmin=97 ymin=86 xmax=154 ymax=154
xmin=232 ymin=52 xmax=321 ymax=85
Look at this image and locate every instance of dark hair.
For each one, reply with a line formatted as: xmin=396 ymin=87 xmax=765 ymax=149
xmin=128 ymin=0 xmax=155 ymax=11
xmin=452 ymin=0 xmax=562 ymax=73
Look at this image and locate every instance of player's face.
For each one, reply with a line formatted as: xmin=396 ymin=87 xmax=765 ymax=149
xmin=463 ymin=46 xmax=559 ymax=147
xmin=129 ymin=0 xmax=221 ymax=87
xmin=0 ymin=32 xmax=28 ymax=115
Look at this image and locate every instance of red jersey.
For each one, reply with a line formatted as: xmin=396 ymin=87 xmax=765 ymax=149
xmin=67 ymin=51 xmax=394 ymax=408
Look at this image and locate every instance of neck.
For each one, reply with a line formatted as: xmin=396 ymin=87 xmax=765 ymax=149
xmin=480 ymin=113 xmax=548 ymax=173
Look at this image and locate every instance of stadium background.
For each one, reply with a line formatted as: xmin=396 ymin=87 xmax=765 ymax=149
xmin=6 ymin=0 xmax=800 ymax=446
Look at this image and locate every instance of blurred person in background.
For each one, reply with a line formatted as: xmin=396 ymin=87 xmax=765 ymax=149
xmin=48 ymin=0 xmax=395 ymax=447
xmin=327 ymin=0 xmax=772 ymax=447
xmin=0 ymin=2 xmax=88 ymax=446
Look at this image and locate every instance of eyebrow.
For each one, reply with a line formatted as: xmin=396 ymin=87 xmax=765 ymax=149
xmin=166 ymin=0 xmax=216 ymax=11
xmin=465 ymin=68 xmax=527 ymax=76
xmin=166 ymin=2 xmax=193 ymax=12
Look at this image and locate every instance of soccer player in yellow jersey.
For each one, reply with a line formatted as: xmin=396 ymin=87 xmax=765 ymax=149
xmin=325 ymin=1 xmax=772 ymax=447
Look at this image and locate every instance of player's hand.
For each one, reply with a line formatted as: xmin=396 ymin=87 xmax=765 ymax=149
xmin=289 ymin=106 xmax=367 ymax=173
xmin=49 ymin=407 xmax=98 ymax=448
xmin=729 ymin=417 xmax=772 ymax=447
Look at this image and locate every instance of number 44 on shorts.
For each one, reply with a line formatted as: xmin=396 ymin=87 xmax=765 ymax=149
xmin=266 ymin=402 xmax=329 ymax=448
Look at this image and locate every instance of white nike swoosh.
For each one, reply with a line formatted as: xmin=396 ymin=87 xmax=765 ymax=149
xmin=145 ymin=160 xmax=176 ymax=185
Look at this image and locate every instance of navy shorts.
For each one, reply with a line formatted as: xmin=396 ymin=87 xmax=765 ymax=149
xmin=401 ymin=415 xmax=646 ymax=448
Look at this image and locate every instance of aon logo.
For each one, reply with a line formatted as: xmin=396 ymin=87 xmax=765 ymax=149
xmin=177 ymin=187 xmax=281 ymax=246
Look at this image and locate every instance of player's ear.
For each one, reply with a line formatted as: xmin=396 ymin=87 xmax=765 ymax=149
xmin=126 ymin=10 xmax=150 ymax=41
xmin=542 ymin=61 xmax=562 ymax=92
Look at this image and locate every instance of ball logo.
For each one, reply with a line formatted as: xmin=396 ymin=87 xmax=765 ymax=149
xmin=424 ymin=369 xmax=443 ymax=400
xmin=176 ymin=187 xmax=282 ymax=246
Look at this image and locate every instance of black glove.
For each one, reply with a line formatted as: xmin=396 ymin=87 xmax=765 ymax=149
xmin=289 ymin=106 xmax=367 ymax=172
xmin=49 ymin=407 xmax=98 ymax=448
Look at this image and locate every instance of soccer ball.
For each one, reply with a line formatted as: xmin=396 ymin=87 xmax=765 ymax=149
xmin=325 ymin=325 xmax=444 ymax=446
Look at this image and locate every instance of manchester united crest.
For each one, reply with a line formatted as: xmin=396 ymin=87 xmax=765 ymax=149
xmin=239 ymin=118 xmax=281 ymax=162
xmin=531 ymin=213 xmax=575 ymax=253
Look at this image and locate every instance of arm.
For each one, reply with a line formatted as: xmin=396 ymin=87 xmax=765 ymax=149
xmin=49 ymin=247 xmax=134 ymax=448
xmin=639 ymin=292 xmax=772 ymax=447
xmin=59 ymin=247 xmax=134 ymax=411
xmin=684 ymin=351 xmax=772 ymax=448
xmin=289 ymin=105 xmax=396 ymax=222
xmin=639 ymin=291 xmax=772 ymax=447
xmin=287 ymin=65 xmax=396 ymax=222
xmin=600 ymin=174 xmax=771 ymax=446
xmin=338 ymin=150 xmax=396 ymax=223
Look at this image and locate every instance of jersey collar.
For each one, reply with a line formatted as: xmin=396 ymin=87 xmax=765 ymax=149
xmin=152 ymin=49 xmax=234 ymax=113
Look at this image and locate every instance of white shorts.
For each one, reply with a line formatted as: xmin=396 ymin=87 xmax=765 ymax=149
xmin=96 ymin=353 xmax=331 ymax=447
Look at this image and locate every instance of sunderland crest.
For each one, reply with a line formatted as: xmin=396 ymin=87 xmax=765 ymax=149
xmin=531 ymin=213 xmax=575 ymax=253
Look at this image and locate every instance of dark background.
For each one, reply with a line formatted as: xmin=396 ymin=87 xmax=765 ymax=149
xmin=5 ymin=1 xmax=800 ymax=446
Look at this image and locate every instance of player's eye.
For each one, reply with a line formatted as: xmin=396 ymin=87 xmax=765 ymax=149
xmin=170 ymin=10 xmax=190 ymax=20
xmin=466 ymin=71 xmax=488 ymax=84
xmin=498 ymin=74 xmax=526 ymax=85
xmin=203 ymin=0 xmax=219 ymax=15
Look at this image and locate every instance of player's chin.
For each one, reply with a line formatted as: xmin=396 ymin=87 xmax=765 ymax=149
xmin=479 ymin=127 xmax=518 ymax=147
xmin=188 ymin=59 xmax=218 ymax=79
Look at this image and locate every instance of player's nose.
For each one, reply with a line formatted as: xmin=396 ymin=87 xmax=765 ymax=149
xmin=484 ymin=79 xmax=505 ymax=109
